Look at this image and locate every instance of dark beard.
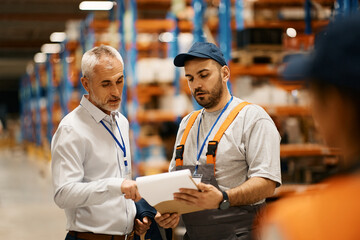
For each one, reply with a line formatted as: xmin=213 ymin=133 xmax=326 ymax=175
xmin=193 ymin=76 xmax=224 ymax=109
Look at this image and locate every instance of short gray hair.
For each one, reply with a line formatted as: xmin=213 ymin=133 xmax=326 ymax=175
xmin=81 ymin=45 xmax=124 ymax=79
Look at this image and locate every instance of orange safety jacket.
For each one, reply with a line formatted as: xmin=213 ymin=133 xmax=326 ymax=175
xmin=259 ymin=173 xmax=360 ymax=240
xmin=175 ymin=101 xmax=251 ymax=175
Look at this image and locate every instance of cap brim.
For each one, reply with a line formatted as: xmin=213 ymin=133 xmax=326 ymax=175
xmin=173 ymin=52 xmax=213 ymax=67
xmin=281 ymin=54 xmax=313 ymax=81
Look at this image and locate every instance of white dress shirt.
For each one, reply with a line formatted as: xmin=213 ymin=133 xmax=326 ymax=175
xmin=51 ymin=95 xmax=136 ymax=235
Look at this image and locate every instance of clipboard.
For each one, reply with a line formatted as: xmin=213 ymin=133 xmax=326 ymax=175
xmin=136 ymin=169 xmax=205 ymax=214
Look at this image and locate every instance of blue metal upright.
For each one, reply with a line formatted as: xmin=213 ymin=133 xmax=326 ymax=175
xmin=45 ymin=55 xmax=54 ymax=144
xmin=335 ymin=0 xmax=358 ymax=18
xmin=344 ymin=0 xmax=358 ymax=15
xmin=25 ymin=76 xmax=33 ymax=142
xmin=305 ymin=0 xmax=312 ymax=34
xmin=78 ymin=20 xmax=87 ymax=97
xmin=19 ymin=75 xmax=32 ymax=143
xmin=219 ymin=0 xmax=232 ymax=93
xmin=59 ymin=42 xmax=73 ymax=115
xmin=235 ymin=0 xmax=245 ymax=31
xmin=84 ymin=13 xmax=96 ymax=51
xmin=219 ymin=0 xmax=232 ymax=62
xmin=34 ymin=64 xmax=42 ymax=146
xmin=128 ymin=0 xmax=141 ymax=163
xmin=19 ymin=77 xmax=25 ymax=143
xmin=109 ymin=2 xmax=115 ymax=22
xmin=116 ymin=0 xmax=128 ymax=117
xmin=167 ymin=12 xmax=179 ymax=65
xmin=166 ymin=12 xmax=182 ymax=122
xmin=335 ymin=0 xmax=345 ymax=18
xmin=191 ymin=0 xmax=206 ymax=110
xmin=192 ymin=0 xmax=207 ymax=43
xmin=344 ymin=0 xmax=351 ymax=15
xmin=351 ymin=0 xmax=358 ymax=14
xmin=80 ymin=22 xmax=87 ymax=54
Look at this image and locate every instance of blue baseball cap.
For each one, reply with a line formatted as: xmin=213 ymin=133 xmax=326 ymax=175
xmin=282 ymin=14 xmax=360 ymax=90
xmin=174 ymin=42 xmax=227 ymax=67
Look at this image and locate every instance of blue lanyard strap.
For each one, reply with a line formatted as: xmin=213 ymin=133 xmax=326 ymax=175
xmin=100 ymin=119 xmax=128 ymax=166
xmin=196 ymin=96 xmax=234 ymax=165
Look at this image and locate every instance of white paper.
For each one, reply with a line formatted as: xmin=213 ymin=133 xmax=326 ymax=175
xmin=136 ymin=169 xmax=198 ymax=206
xmin=192 ymin=177 xmax=202 ymax=185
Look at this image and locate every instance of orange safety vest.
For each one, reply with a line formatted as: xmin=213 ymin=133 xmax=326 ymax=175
xmin=259 ymin=173 xmax=360 ymax=240
xmin=175 ymin=101 xmax=250 ymax=174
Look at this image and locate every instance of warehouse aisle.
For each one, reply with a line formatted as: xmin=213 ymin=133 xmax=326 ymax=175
xmin=0 ymin=147 xmax=66 ymax=240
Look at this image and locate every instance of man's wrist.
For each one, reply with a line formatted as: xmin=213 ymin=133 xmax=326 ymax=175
xmin=219 ymin=191 xmax=230 ymax=210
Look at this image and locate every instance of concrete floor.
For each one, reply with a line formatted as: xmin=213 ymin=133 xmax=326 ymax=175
xmin=0 ymin=146 xmax=66 ymax=240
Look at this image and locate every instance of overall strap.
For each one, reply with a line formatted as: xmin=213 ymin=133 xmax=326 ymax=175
xmin=206 ymin=102 xmax=251 ymax=174
xmin=175 ymin=110 xmax=202 ymax=167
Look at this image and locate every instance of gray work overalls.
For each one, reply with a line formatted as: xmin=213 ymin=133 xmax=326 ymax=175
xmin=175 ymin=102 xmax=265 ymax=240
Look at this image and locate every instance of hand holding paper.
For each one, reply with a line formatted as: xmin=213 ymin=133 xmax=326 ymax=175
xmin=136 ymin=169 xmax=204 ymax=214
xmin=121 ymin=179 xmax=141 ymax=201
xmin=174 ymin=182 xmax=223 ymax=209
xmin=154 ymin=212 xmax=180 ymax=229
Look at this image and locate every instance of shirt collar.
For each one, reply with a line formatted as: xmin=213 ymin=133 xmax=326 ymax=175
xmin=80 ymin=95 xmax=119 ymax=123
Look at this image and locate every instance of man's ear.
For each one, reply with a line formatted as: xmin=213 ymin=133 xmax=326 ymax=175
xmin=221 ymin=65 xmax=230 ymax=82
xmin=81 ymin=77 xmax=90 ymax=93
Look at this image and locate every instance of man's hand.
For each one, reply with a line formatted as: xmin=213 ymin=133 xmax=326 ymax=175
xmin=173 ymin=182 xmax=223 ymax=209
xmin=134 ymin=216 xmax=151 ymax=236
xmin=121 ymin=179 xmax=141 ymax=201
xmin=155 ymin=212 xmax=180 ymax=229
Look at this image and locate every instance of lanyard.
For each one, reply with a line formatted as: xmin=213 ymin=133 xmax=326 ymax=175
xmin=100 ymin=119 xmax=128 ymax=167
xmin=195 ymin=96 xmax=233 ymax=173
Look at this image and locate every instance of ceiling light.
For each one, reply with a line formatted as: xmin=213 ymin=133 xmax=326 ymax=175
xmin=286 ymin=28 xmax=297 ymax=38
xmin=41 ymin=43 xmax=62 ymax=54
xmin=34 ymin=53 xmax=47 ymax=63
xmin=79 ymin=1 xmax=114 ymax=11
xmin=50 ymin=32 xmax=66 ymax=42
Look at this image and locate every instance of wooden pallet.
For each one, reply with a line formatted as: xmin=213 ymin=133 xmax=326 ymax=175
xmin=232 ymin=49 xmax=284 ymax=65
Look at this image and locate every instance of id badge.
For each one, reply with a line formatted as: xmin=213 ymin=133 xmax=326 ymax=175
xmin=192 ymin=173 xmax=203 ymax=185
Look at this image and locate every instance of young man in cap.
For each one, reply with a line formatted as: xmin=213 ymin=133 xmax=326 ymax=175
xmin=155 ymin=42 xmax=282 ymax=239
xmin=51 ymin=45 xmax=150 ymax=240
xmin=259 ymin=15 xmax=360 ymax=240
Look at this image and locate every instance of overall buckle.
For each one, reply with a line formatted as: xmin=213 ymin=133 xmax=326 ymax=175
xmin=206 ymin=141 xmax=218 ymax=156
xmin=175 ymin=145 xmax=184 ymax=160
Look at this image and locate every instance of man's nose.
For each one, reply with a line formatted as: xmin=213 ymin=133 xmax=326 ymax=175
xmin=110 ymin=85 xmax=120 ymax=96
xmin=193 ymin=78 xmax=202 ymax=89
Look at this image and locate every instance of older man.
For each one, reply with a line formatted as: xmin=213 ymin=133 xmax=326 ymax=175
xmin=155 ymin=42 xmax=281 ymax=240
xmin=51 ymin=45 xmax=150 ymax=240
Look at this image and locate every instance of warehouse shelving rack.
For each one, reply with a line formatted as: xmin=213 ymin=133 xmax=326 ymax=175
xmin=19 ymin=0 xmax=359 ymax=179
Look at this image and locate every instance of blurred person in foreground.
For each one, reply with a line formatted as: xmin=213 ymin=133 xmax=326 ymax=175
xmin=51 ymin=45 xmax=150 ymax=240
xmin=155 ymin=42 xmax=282 ymax=240
xmin=259 ymin=15 xmax=360 ymax=240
